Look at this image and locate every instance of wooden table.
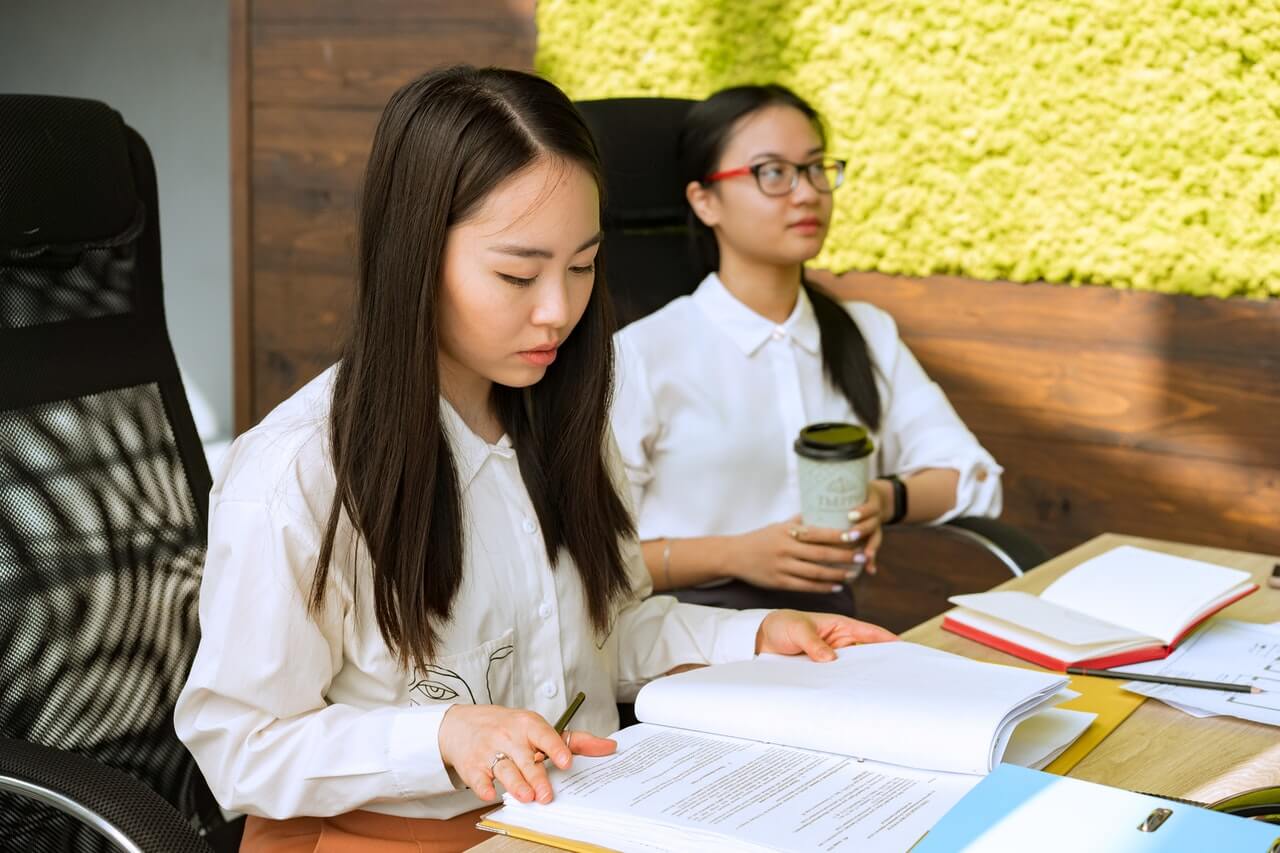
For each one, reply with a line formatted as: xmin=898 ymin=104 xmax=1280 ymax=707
xmin=472 ymin=533 xmax=1280 ymax=851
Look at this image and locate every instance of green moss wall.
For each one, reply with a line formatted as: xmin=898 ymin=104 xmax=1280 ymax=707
xmin=537 ymin=0 xmax=1280 ymax=298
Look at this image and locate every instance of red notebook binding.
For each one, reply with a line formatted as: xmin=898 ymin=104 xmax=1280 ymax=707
xmin=942 ymin=583 xmax=1256 ymax=671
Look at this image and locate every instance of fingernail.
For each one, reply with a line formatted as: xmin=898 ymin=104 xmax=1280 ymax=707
xmin=557 ymin=752 xmax=570 ymax=767
xmin=853 ymin=552 xmax=867 ymax=564
xmin=831 ymin=584 xmax=844 ymax=592
xmin=844 ymin=571 xmax=857 ymax=583
xmin=848 ymin=510 xmax=861 ymax=524
xmin=841 ymin=530 xmax=861 ymax=543
xmin=538 ymin=788 xmax=552 ymax=803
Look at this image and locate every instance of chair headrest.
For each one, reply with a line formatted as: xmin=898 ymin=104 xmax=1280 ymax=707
xmin=0 ymin=95 xmax=142 ymax=256
xmin=577 ymin=98 xmax=696 ymax=228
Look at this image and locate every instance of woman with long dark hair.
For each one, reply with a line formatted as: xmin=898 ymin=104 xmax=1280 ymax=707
xmin=612 ymin=84 xmax=1002 ymax=617
xmin=174 ymin=67 xmax=893 ymax=852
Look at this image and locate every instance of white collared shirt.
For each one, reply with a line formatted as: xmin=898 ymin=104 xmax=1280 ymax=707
xmin=174 ymin=366 xmax=765 ymax=820
xmin=612 ymin=273 xmax=1002 ymax=543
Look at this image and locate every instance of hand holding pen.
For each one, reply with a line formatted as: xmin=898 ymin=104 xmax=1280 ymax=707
xmin=437 ymin=690 xmax=615 ymax=804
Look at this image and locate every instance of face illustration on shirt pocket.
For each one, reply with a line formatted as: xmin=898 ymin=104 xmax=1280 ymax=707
xmin=407 ymin=628 xmax=516 ymax=707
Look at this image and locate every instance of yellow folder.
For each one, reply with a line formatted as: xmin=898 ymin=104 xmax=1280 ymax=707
xmin=477 ymin=818 xmax=620 ymax=852
xmin=1042 ymin=673 xmax=1146 ymax=775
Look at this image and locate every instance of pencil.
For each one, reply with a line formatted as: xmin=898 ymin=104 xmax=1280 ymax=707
xmin=553 ymin=691 xmax=586 ymax=733
xmin=1066 ymin=666 xmax=1262 ymax=694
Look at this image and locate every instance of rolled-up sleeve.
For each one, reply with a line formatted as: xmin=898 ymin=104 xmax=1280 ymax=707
xmin=174 ymin=497 xmax=460 ymax=819
xmin=855 ymin=305 xmax=1003 ymax=523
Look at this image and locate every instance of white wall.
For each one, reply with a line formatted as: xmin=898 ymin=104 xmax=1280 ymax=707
xmin=0 ymin=0 xmax=232 ymax=442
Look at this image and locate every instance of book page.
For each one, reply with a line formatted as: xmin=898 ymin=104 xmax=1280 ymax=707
xmin=1040 ymin=546 xmax=1253 ymax=645
xmin=944 ymin=608 xmax=1153 ymax=664
xmin=490 ymin=725 xmax=980 ymax=853
xmin=948 ymin=591 xmax=1144 ymax=646
xmin=633 ymin=643 xmax=1068 ymax=775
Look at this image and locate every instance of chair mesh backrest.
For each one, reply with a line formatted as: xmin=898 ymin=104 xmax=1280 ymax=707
xmin=0 ymin=95 xmax=213 ymax=852
xmin=577 ymin=98 xmax=700 ymax=326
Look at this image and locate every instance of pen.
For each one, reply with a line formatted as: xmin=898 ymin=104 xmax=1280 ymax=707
xmin=1066 ymin=666 xmax=1262 ymax=694
xmin=532 ymin=691 xmax=587 ymax=765
xmin=553 ymin=690 xmax=586 ymax=734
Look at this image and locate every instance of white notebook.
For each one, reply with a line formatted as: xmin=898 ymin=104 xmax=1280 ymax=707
xmin=943 ymin=546 xmax=1258 ymax=670
xmin=481 ymin=643 xmax=1095 ymax=853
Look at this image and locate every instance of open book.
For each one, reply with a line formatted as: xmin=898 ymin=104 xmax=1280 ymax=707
xmin=943 ymin=545 xmax=1258 ymax=670
xmin=479 ymin=642 xmax=1095 ymax=853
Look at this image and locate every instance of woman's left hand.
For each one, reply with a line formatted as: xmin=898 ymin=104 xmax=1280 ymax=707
xmin=755 ymin=609 xmax=897 ymax=660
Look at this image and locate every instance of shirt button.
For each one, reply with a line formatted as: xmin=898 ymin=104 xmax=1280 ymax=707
xmin=771 ymin=327 xmax=786 ymax=341
xmin=541 ymin=681 xmax=558 ymax=698
xmin=522 ymin=517 xmax=537 ymax=534
xmin=538 ymin=602 xmax=553 ymax=620
xmin=975 ymin=466 xmax=988 ymax=483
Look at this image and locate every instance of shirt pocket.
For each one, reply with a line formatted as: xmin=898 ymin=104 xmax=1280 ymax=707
xmin=406 ymin=628 xmax=517 ymax=708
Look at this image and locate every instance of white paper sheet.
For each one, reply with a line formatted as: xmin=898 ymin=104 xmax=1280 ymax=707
xmin=1040 ymin=546 xmax=1252 ymax=645
xmin=489 ymin=725 xmax=981 ymax=853
xmin=633 ymin=643 xmax=1072 ymax=775
xmin=1114 ymin=619 xmax=1280 ymax=726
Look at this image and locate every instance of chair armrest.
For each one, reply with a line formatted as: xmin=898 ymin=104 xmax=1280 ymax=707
xmin=938 ymin=517 xmax=1051 ymax=577
xmin=0 ymin=736 xmax=212 ymax=853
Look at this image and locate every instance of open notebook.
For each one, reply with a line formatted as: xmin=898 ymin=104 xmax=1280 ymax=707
xmin=943 ymin=545 xmax=1258 ymax=670
xmin=479 ymin=643 xmax=1095 ymax=853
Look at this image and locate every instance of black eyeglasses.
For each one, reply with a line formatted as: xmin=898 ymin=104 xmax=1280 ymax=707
xmin=703 ymin=158 xmax=847 ymax=197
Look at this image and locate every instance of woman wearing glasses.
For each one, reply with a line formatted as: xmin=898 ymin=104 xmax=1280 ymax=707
xmin=611 ymin=84 xmax=1003 ymax=615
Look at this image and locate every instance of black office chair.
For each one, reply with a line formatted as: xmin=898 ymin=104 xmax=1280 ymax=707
xmin=577 ymin=97 xmax=1049 ymax=580
xmin=0 ymin=95 xmax=236 ymax=852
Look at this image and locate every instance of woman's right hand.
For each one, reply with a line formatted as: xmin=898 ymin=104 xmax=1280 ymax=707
xmin=726 ymin=516 xmax=863 ymax=592
xmin=438 ymin=704 xmax=616 ymax=804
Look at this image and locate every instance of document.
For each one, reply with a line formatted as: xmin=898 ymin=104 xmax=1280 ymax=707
xmin=1115 ymin=619 xmax=1280 ymax=726
xmin=489 ymin=725 xmax=981 ymax=853
xmin=633 ymin=643 xmax=1091 ymax=775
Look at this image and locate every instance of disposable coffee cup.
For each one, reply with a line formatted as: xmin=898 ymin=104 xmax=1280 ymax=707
xmin=794 ymin=422 xmax=874 ymax=531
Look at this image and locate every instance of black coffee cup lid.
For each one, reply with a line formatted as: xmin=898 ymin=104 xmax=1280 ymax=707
xmin=794 ymin=422 xmax=874 ymax=461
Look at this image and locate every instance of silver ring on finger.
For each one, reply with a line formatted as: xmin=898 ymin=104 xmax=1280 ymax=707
xmin=488 ymin=751 xmax=509 ymax=772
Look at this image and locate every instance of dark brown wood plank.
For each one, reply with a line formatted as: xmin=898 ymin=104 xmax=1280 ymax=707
xmin=812 ymin=271 xmax=1280 ymax=360
xmin=250 ymin=15 xmax=536 ymax=108
xmin=907 ymin=335 xmax=1280 ymax=467
xmin=252 ymin=344 xmax=339 ymax=425
xmin=231 ymin=0 xmax=254 ymax=433
xmin=252 ymin=0 xmax=535 ymax=24
xmin=991 ymin=433 xmax=1280 ymax=558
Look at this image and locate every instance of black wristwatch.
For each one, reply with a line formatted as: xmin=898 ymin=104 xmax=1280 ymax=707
xmin=882 ymin=474 xmax=908 ymax=525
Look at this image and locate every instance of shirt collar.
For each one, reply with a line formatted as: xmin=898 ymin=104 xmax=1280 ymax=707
xmin=439 ymin=398 xmax=515 ymax=490
xmin=690 ymin=272 xmax=821 ymax=356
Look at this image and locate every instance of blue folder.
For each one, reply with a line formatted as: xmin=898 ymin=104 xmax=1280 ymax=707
xmin=913 ymin=764 xmax=1280 ymax=852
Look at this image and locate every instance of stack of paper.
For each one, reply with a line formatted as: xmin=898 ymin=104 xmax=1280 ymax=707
xmin=481 ymin=644 xmax=1097 ymax=852
xmin=1114 ymin=619 xmax=1280 ymax=726
xmin=632 ymin=642 xmax=1093 ymax=774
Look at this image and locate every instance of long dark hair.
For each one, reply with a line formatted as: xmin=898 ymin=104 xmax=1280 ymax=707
xmin=678 ymin=84 xmax=882 ymax=431
xmin=313 ymin=66 xmax=634 ymax=670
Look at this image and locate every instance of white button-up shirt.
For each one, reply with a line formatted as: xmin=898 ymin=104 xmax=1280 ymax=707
xmin=174 ymin=366 xmax=766 ymax=820
xmin=612 ymin=273 xmax=1002 ymax=543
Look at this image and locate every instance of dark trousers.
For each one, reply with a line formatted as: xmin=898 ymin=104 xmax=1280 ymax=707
xmin=668 ymin=579 xmax=857 ymax=617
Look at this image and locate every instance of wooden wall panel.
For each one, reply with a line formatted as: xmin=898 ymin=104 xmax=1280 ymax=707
xmin=234 ymin=0 xmax=537 ymax=429
xmin=812 ymin=271 xmax=1280 ymax=614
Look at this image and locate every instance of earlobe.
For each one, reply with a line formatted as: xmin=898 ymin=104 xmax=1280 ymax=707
xmin=685 ymin=181 xmax=719 ymax=227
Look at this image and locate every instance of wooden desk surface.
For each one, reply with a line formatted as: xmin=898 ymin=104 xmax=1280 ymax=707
xmin=472 ymin=533 xmax=1280 ymax=852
